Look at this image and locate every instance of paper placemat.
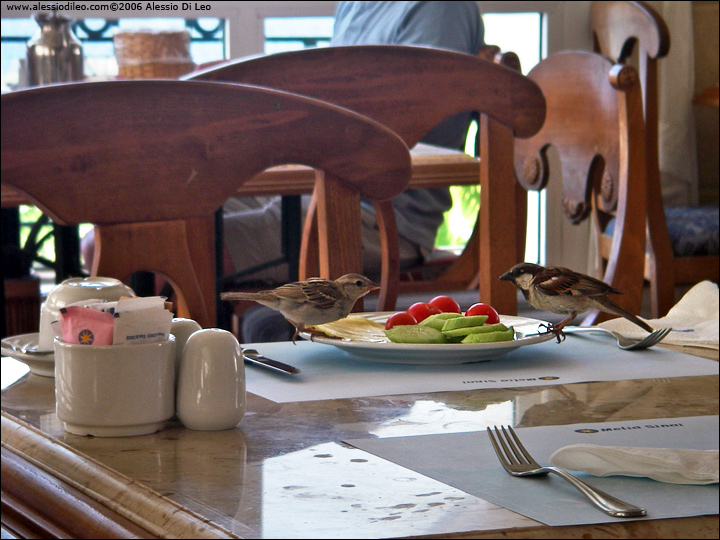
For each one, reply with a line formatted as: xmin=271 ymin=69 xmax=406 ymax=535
xmin=243 ymin=335 xmax=718 ymax=403
xmin=346 ymin=416 xmax=719 ymax=526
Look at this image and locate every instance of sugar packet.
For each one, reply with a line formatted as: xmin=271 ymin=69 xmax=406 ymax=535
xmin=112 ymin=297 xmax=174 ymax=345
xmin=59 ymin=306 xmax=114 ymax=345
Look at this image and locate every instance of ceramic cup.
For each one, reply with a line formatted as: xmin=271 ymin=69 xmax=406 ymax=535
xmin=54 ymin=335 xmax=175 ymax=437
xmin=177 ymin=328 xmax=245 ymax=431
xmin=39 ymin=277 xmax=135 ymax=350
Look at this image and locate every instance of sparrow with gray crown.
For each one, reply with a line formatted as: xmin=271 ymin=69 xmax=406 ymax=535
xmin=221 ymin=274 xmax=379 ymax=343
xmin=500 ymin=263 xmax=653 ymax=342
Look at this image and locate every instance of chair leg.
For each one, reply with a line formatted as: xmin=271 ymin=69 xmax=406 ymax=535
xmin=313 ymin=172 xmax=364 ymax=311
xmin=479 ymin=115 xmax=518 ymax=315
xmin=645 ymin=215 xmax=676 ymax=318
xmin=373 ymin=199 xmax=399 ymax=311
xmin=94 ymin=218 xmax=215 ymax=328
xmin=299 ymin=192 xmax=320 ymax=281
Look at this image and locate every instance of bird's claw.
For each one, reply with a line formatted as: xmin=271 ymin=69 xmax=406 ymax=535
xmin=291 ymin=325 xmax=324 ymax=344
xmin=304 ymin=328 xmax=325 ymax=342
xmin=539 ymin=323 xmax=566 ymax=343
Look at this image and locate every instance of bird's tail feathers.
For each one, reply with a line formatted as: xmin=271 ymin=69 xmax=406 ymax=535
xmin=605 ymin=299 xmax=654 ymax=332
xmin=220 ymin=292 xmax=258 ymax=302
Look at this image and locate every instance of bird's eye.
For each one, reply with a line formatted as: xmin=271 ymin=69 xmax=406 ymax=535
xmin=355 ymin=280 xmax=363 ymax=287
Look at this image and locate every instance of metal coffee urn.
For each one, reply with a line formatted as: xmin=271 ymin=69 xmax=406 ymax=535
xmin=26 ymin=11 xmax=84 ymax=86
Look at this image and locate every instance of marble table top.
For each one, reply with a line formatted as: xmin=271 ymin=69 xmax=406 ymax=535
xmin=2 ymin=342 xmax=718 ymax=539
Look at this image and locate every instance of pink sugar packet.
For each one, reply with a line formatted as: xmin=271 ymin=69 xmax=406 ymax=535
xmin=59 ymin=306 xmax=114 ymax=345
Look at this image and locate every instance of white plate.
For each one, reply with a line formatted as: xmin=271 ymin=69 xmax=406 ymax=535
xmin=302 ymin=313 xmax=555 ymax=364
xmin=1 ymin=333 xmax=55 ymax=377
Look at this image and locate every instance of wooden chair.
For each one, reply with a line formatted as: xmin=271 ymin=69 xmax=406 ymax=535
xmin=1 ymin=80 xmax=411 ymax=328
xmin=397 ymin=46 xmax=525 ymax=294
xmin=591 ymin=0 xmax=719 ymax=317
xmin=188 ymin=45 xmax=546 ymax=316
xmin=514 ymin=50 xmax=648 ymax=325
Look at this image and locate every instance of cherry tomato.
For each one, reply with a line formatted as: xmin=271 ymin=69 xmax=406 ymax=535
xmin=428 ymin=295 xmax=461 ymax=313
xmin=385 ymin=311 xmax=418 ymax=330
xmin=406 ymin=302 xmax=442 ymax=323
xmin=465 ymin=302 xmax=500 ymax=325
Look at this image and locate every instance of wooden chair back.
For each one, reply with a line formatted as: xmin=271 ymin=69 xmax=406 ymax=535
xmin=1 ymin=80 xmax=411 ymax=327
xmin=514 ymin=51 xmax=648 ymax=324
xmin=591 ymin=0 xmax=719 ymax=316
xmin=399 ymin=46 xmax=526 ymax=297
xmin=188 ymin=45 xmax=546 ymax=315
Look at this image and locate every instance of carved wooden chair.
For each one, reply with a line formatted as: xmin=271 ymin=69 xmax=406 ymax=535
xmin=1 ymin=80 xmax=410 ymax=328
xmin=514 ymin=50 xmax=648 ymax=325
xmin=591 ymin=0 xmax=719 ymax=317
xmin=188 ymin=45 xmax=546 ymax=315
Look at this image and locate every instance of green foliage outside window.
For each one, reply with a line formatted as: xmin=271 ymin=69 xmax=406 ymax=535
xmin=19 ymin=205 xmax=92 ymax=271
xmin=434 ymin=121 xmax=479 ymax=250
xmin=435 ymin=185 xmax=479 ymax=250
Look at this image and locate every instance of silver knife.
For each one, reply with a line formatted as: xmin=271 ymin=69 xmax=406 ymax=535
xmin=242 ymin=348 xmax=301 ymax=374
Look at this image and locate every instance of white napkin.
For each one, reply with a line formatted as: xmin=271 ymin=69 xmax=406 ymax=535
xmin=599 ymin=281 xmax=719 ymax=349
xmin=550 ymin=444 xmax=719 ymax=485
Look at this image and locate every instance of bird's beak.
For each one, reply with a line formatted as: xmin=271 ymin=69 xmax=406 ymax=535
xmin=499 ymin=271 xmax=512 ymax=282
xmin=369 ymin=282 xmax=380 ymax=291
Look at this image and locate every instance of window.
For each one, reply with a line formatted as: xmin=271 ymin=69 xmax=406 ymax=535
xmin=482 ymin=12 xmax=543 ymax=76
xmin=0 ymin=16 xmax=225 ymax=92
xmin=263 ymin=16 xmax=333 ymax=54
xmin=1 ymin=15 xmax=225 ymax=282
xmin=440 ymin=12 xmax=545 ymax=264
xmin=259 ymin=12 xmax=546 ymax=264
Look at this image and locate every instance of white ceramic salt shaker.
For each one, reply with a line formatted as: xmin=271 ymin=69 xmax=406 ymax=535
xmin=176 ymin=328 xmax=246 ymax=431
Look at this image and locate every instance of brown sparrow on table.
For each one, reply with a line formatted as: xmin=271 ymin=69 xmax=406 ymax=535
xmin=500 ymin=263 xmax=653 ymax=342
xmin=220 ymin=274 xmax=379 ymax=343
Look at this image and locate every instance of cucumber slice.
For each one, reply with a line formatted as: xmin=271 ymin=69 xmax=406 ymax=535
xmin=419 ymin=312 xmax=463 ymax=331
xmin=442 ymin=322 xmax=509 ymax=339
xmin=384 ymin=325 xmax=448 ymax=344
xmin=461 ymin=326 xmax=515 ymax=343
xmin=441 ymin=315 xmax=489 ymax=331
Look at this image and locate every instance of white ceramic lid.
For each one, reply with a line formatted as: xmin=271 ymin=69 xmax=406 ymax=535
xmin=44 ymin=277 xmax=135 ymax=311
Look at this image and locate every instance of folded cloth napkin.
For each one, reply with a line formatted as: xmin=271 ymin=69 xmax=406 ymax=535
xmin=599 ymin=280 xmax=719 ymax=349
xmin=550 ymin=444 xmax=719 ymax=485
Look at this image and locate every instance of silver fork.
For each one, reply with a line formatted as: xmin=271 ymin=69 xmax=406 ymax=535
xmin=488 ymin=426 xmax=647 ymax=518
xmin=562 ymin=326 xmax=672 ymax=350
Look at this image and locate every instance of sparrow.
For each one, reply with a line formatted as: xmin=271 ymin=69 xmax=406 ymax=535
xmin=220 ymin=274 xmax=379 ymax=343
xmin=499 ymin=263 xmax=653 ymax=342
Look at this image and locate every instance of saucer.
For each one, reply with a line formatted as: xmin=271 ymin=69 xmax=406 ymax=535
xmin=1 ymin=332 xmax=55 ymax=377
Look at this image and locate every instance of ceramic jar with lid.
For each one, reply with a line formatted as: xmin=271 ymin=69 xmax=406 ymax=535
xmin=176 ymin=328 xmax=245 ymax=431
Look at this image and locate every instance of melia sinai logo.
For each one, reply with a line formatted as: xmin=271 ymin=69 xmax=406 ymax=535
xmin=575 ymin=428 xmax=599 ymax=434
xmin=538 ymin=376 xmax=559 ymax=380
xmin=78 ymin=329 xmax=94 ymax=345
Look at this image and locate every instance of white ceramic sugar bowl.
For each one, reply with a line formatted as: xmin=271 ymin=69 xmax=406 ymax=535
xmin=176 ymin=328 xmax=246 ymax=431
